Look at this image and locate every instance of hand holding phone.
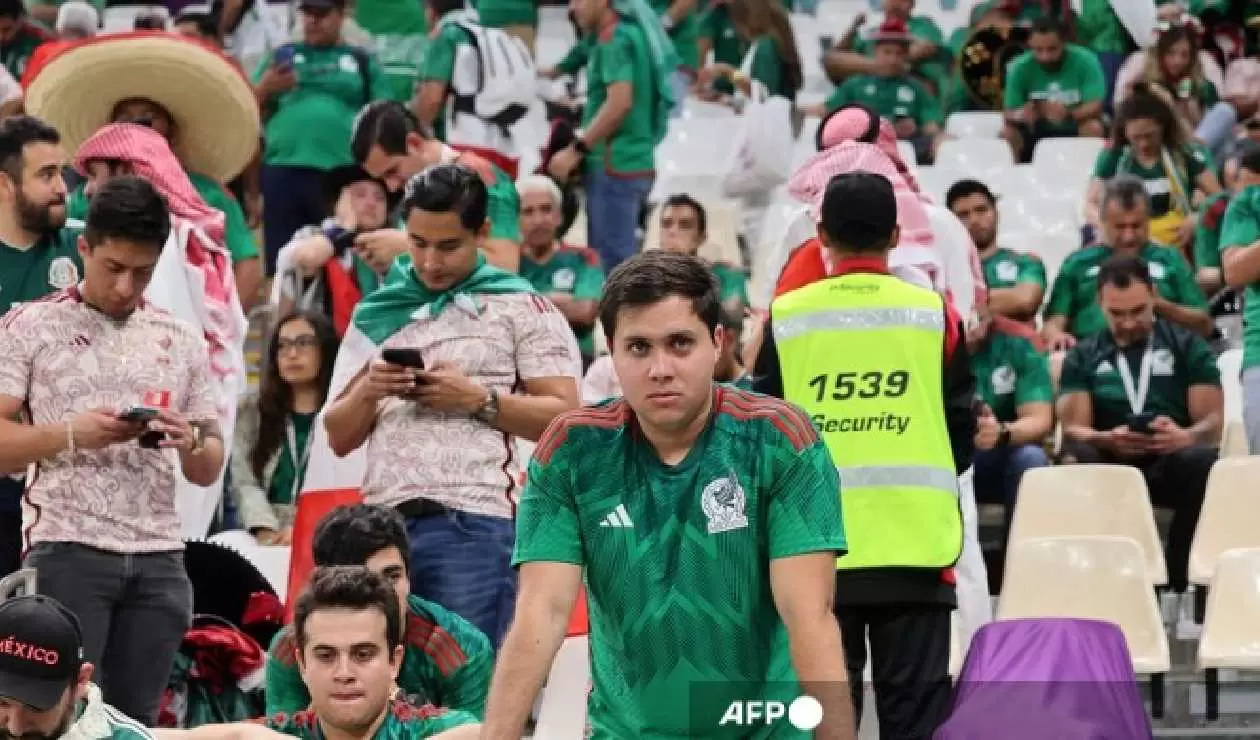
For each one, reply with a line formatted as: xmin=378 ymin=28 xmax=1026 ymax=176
xmin=1126 ymin=412 xmax=1156 ymax=435
xmin=381 ymin=348 xmax=425 ymax=369
xmin=117 ymin=406 xmax=160 ymax=424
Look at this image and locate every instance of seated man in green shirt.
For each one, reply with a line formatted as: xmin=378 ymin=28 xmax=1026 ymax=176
xmin=947 ymin=179 xmax=1045 ymax=324
xmin=163 ymin=568 xmax=480 ymax=740
xmin=1002 ymin=16 xmax=1106 ymax=162
xmin=266 ymin=504 xmax=494 ymax=718
xmin=1044 ymin=175 xmax=1212 ymax=351
xmin=657 ymin=193 xmax=748 ymax=316
xmin=1058 ymin=253 xmax=1221 ymax=594
xmin=819 ymin=19 xmax=941 ymax=164
xmin=517 ymin=175 xmax=603 ymax=368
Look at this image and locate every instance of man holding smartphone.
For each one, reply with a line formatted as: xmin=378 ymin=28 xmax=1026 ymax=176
xmin=0 ymin=177 xmax=224 ymax=725
xmin=1058 ymin=253 xmax=1222 ymax=596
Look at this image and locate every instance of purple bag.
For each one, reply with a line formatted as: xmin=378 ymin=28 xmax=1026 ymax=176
xmin=934 ymin=618 xmax=1154 ymax=740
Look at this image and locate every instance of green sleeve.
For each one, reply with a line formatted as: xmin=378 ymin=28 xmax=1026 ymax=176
xmin=512 ymin=430 xmax=584 ymax=566
xmin=598 ymin=30 xmax=637 ymax=85
xmin=1018 ymin=253 xmax=1047 ymax=290
xmin=404 ymin=708 xmax=481 ymax=735
xmin=1166 ymin=252 xmax=1210 ymax=309
xmin=200 ymin=181 xmax=259 ymax=263
xmin=1194 ymin=194 xmax=1227 ymax=270
xmin=1013 ymin=341 xmax=1053 ymax=406
xmin=1058 ymin=344 xmax=1092 ymax=394
xmin=251 ymin=52 xmax=272 ymax=84
xmin=698 ymin=8 xmax=719 ymax=40
xmin=1221 ymin=191 xmax=1260 ymax=250
xmin=1187 ymin=144 xmax=1211 ymax=181
xmin=1044 ymin=261 xmax=1077 ymax=319
xmin=947 ymin=26 xmax=968 ymax=56
xmin=1079 ymin=49 xmax=1105 ymax=103
xmin=913 ymin=16 xmax=944 ymax=45
xmin=917 ymin=79 xmax=943 ymax=126
xmin=263 ymin=716 xmax=313 ymax=740
xmin=749 ymin=38 xmax=784 ymax=96
xmin=1184 ymin=332 xmax=1222 ymax=386
xmin=438 ymin=623 xmax=494 ymax=718
xmin=263 ymin=628 xmax=311 ymax=715
xmin=1092 ymin=147 xmax=1120 ymax=178
xmin=485 ymin=172 xmax=521 ymax=243
xmin=767 ymin=436 xmax=847 ymax=560
xmin=1002 ymin=56 xmax=1029 ymax=109
xmin=824 ymin=79 xmax=855 ymax=113
xmin=556 ymin=37 xmax=592 ymax=75
xmin=715 ymin=264 xmax=748 ymax=306
xmin=572 ymin=259 xmax=605 ymax=301
xmin=419 ymin=29 xmax=457 ymax=83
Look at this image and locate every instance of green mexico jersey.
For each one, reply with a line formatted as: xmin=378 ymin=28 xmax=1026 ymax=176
xmin=356 ymin=0 xmax=430 ymax=102
xmin=971 ymin=327 xmax=1052 ymax=424
xmin=825 ymin=74 xmax=942 ymax=128
xmin=266 ymin=594 xmax=494 ymax=718
xmin=1044 ymin=243 xmax=1207 ymax=338
xmin=584 ymin=20 xmax=663 ymax=175
xmin=982 ymin=247 xmax=1046 ymax=292
xmin=1092 ymin=144 xmax=1211 ymax=219
xmin=711 ymin=261 xmax=748 ymax=310
xmin=520 ymin=244 xmax=604 ymax=357
xmin=1195 ymin=191 xmax=1230 ymax=271
xmin=514 ymin=387 xmax=847 ymax=739
xmin=264 ymin=700 xmax=477 ymax=739
xmin=0 ymin=229 xmax=82 ymax=317
xmin=0 ymin=24 xmax=48 ymax=80
xmin=1003 ymin=44 xmax=1105 ymax=133
xmin=1220 ymin=185 xmax=1260 ymax=368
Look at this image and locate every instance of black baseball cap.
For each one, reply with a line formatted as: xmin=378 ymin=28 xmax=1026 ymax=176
xmin=819 ymin=171 xmax=898 ymax=251
xmin=0 ymin=596 xmax=84 ymax=711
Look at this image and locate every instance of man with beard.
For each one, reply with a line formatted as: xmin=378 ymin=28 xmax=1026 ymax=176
xmin=0 ymin=116 xmax=73 ymax=581
xmin=946 ymin=179 xmax=1045 ymax=325
xmin=0 ymin=595 xmax=158 ymax=740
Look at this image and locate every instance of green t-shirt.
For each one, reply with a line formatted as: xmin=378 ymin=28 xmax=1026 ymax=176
xmin=0 ymin=229 xmax=82 ymax=317
xmin=356 ymin=0 xmax=430 ymax=102
xmin=1091 ymin=144 xmax=1211 ymax=219
xmin=266 ymin=594 xmax=494 ymax=718
xmin=712 ymin=261 xmax=748 ymax=309
xmin=1220 ymin=185 xmax=1260 ymax=368
xmin=982 ymin=247 xmax=1047 ymax=292
xmin=520 ymin=245 xmax=605 ymax=357
xmin=745 ymin=35 xmax=796 ymax=100
xmin=1059 ymin=319 xmax=1220 ymax=431
xmin=254 ymin=44 xmax=389 ymax=171
xmin=264 ymin=700 xmax=478 ymax=739
xmin=584 ymin=21 xmax=663 ymax=175
xmin=971 ymin=327 xmax=1052 ymax=424
xmin=825 ymin=74 xmax=942 ymax=128
xmin=514 ymin=387 xmax=847 ymax=738
xmin=1077 ymin=0 xmax=1129 ymax=55
xmin=417 ymin=21 xmax=473 ymax=140
xmin=1044 ymin=244 xmax=1208 ymax=338
xmin=647 ymin=0 xmax=699 ymax=69
xmin=0 ymin=24 xmax=49 ymax=81
xmin=698 ymin=4 xmax=743 ymax=66
xmin=1003 ymin=43 xmax=1105 ymax=133
xmin=476 ymin=0 xmax=537 ymax=29
xmin=1194 ymin=191 xmax=1230 ymax=271
xmin=267 ymin=412 xmax=314 ymax=506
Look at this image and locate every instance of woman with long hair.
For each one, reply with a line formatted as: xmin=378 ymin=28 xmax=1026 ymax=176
xmin=1115 ymin=22 xmax=1224 ymax=129
xmin=1086 ymin=84 xmax=1222 ymax=250
xmin=229 ymin=310 xmax=339 ymax=544
xmin=697 ymin=0 xmax=802 ymax=101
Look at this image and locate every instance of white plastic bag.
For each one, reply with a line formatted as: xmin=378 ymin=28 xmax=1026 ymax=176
xmin=722 ymin=41 xmax=794 ymax=197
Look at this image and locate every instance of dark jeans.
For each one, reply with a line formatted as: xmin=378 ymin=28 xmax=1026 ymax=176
xmin=836 ymin=601 xmax=953 ymax=740
xmin=405 ymin=508 xmax=517 ymax=649
xmin=24 ymin=542 xmax=193 ymax=724
xmin=1097 ymin=51 xmax=1128 ymax=115
xmin=261 ymin=165 xmax=329 ymax=276
xmin=583 ymin=168 xmax=653 ymax=273
xmin=973 ymin=443 xmax=1050 ymax=542
xmin=1061 ymin=441 xmax=1217 ymax=592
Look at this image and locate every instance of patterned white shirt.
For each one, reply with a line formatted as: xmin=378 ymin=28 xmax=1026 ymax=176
xmin=0 ymin=288 xmax=219 ymax=553
xmin=361 ymin=292 xmax=576 ymax=518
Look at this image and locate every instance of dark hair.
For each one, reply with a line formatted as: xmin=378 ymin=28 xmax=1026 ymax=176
xmin=0 ymin=0 xmax=25 ymax=20
xmin=1097 ymin=253 xmax=1154 ymax=294
xmin=251 ymin=310 xmax=338 ymax=481
xmin=1029 ymin=16 xmax=1064 ymax=38
xmin=293 ymin=566 xmax=402 ymax=653
xmin=402 ymin=163 xmax=488 ymax=231
xmin=1100 ymin=174 xmax=1151 ymax=216
xmin=426 ymin=0 xmax=463 ymax=18
xmin=312 ymin=504 xmax=411 ymax=575
xmin=84 ymin=176 xmax=171 ymax=251
xmin=945 ymin=178 xmax=996 ymax=210
xmin=0 ymin=116 xmax=60 ymax=183
xmin=1114 ymin=84 xmax=1186 ymax=155
xmin=350 ymin=100 xmax=428 ymax=165
xmin=660 ymin=193 xmax=707 ymax=235
xmin=819 ymin=171 xmax=897 ymax=253
xmin=1239 ymin=147 xmax=1260 ymax=176
xmin=174 ymin=11 xmax=220 ymax=41
xmin=599 ymin=251 xmax=721 ymax=342
xmin=133 ymin=12 xmax=166 ymax=29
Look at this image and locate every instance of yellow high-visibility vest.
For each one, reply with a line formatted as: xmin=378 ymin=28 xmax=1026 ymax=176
xmin=771 ymin=271 xmax=962 ymax=570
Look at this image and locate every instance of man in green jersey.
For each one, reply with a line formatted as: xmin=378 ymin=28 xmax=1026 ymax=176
xmin=266 ymin=504 xmax=494 ymax=718
xmin=657 ymin=193 xmax=748 ymax=316
xmin=517 ymin=175 xmax=603 ymax=368
xmin=1218 ymin=149 xmax=1260 ymax=452
xmin=1044 ymin=176 xmax=1212 ymax=350
xmin=483 ymin=251 xmax=853 ymax=739
xmin=946 ymin=179 xmax=1045 ymax=324
xmin=351 ymin=101 xmax=522 ymax=272
xmin=0 ymin=116 xmax=74 ymax=579
xmin=160 ymin=568 xmax=480 ymax=740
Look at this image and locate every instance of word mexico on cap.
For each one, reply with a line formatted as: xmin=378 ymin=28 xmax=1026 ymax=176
xmin=0 ymin=636 xmax=60 ymax=665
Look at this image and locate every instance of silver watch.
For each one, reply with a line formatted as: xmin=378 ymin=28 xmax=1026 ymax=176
xmin=473 ymin=387 xmax=500 ymax=423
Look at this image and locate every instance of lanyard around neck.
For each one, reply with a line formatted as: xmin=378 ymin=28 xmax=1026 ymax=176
xmin=1116 ymin=339 xmax=1154 ymax=415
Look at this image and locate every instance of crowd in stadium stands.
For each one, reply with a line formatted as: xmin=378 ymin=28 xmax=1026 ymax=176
xmin=0 ymin=0 xmax=1259 ymax=735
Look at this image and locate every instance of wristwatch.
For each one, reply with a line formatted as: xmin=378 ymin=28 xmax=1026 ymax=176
xmin=997 ymin=422 xmax=1012 ymax=448
xmin=474 ymin=387 xmax=501 ymax=424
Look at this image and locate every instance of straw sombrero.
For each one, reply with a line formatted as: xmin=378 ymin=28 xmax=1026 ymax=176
xmin=25 ymin=32 xmax=260 ymax=183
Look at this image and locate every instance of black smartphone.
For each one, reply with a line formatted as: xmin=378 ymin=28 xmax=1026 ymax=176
xmin=117 ymin=406 xmax=159 ymax=423
xmin=1126 ymin=412 xmax=1156 ymax=435
xmin=381 ymin=348 xmax=426 ymax=369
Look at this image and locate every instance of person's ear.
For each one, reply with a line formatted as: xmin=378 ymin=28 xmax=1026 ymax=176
xmin=405 ymin=131 xmax=425 ymax=154
xmin=713 ymin=324 xmax=726 ymax=362
xmin=814 ymin=222 xmax=832 ymax=249
xmin=888 ymin=223 xmax=901 ymax=247
xmin=390 ymin=644 xmax=404 ymax=679
xmin=76 ymin=235 xmax=90 ymax=262
xmin=74 ymin=663 xmax=94 ymax=701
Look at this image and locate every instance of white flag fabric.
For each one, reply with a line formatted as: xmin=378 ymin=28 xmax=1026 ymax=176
xmin=1111 ymin=0 xmax=1159 ymax=48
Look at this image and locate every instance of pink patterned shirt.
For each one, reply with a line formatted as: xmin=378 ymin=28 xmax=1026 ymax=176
xmin=361 ymin=292 xmax=576 ymax=519
xmin=0 ymin=288 xmax=219 ymax=553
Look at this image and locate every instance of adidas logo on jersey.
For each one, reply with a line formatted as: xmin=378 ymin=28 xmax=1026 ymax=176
xmin=1096 ymin=360 xmax=1115 ymax=375
xmin=599 ymin=504 xmax=633 ymax=528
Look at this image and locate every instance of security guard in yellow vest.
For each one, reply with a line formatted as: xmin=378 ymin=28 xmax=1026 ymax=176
xmin=754 ymin=172 xmax=977 ymax=740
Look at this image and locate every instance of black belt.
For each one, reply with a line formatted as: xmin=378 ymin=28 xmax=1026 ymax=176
xmin=395 ymin=498 xmax=452 ymax=519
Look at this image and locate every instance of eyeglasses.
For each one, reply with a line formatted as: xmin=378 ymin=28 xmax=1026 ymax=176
xmin=277 ymin=335 xmax=320 ymax=353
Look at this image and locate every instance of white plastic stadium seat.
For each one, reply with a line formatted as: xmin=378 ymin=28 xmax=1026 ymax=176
xmin=1218 ymin=348 xmax=1243 ymax=423
xmin=914 ymin=165 xmax=966 ymax=206
xmin=1031 ymin=137 xmax=1106 ymax=175
xmin=1189 ymin=458 xmax=1260 ymax=586
xmin=1221 ymin=420 xmax=1249 ymax=458
xmin=643 ymin=198 xmax=743 ymax=268
xmin=1007 ymin=465 xmax=1168 ymax=586
xmin=998 ymin=197 xmax=1079 ymax=237
xmin=534 ymin=634 xmax=590 ymax=738
xmin=935 ymin=138 xmax=1015 ymax=177
xmin=1000 ymin=535 xmax=1171 ymax=675
xmin=945 ymin=112 xmax=1004 ymax=139
xmin=1198 ymin=548 xmax=1260 ymax=671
